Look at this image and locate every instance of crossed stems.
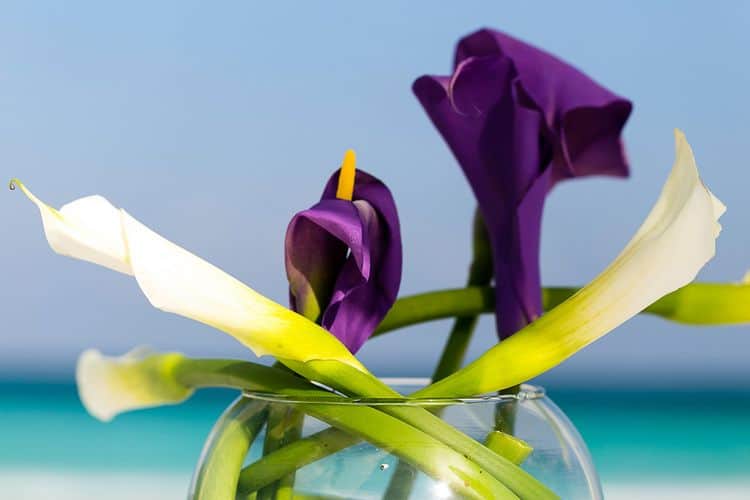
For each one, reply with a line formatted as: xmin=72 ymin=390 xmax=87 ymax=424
xmin=185 ymin=281 xmax=748 ymax=499
xmin=177 ymin=359 xmax=551 ymax=500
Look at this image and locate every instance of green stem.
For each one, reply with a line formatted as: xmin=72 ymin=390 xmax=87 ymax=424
xmin=374 ymin=286 xmax=495 ymax=335
xmin=494 ymin=385 xmax=521 ymax=435
xmin=259 ymin=363 xmax=305 ymax=500
xmin=301 ymin=360 xmax=558 ymax=499
xmin=484 ymin=430 xmax=532 ymax=466
xmin=488 ymin=384 xmax=524 ymax=470
xmin=258 ymin=405 xmax=305 ymax=500
xmin=237 ymin=427 xmax=359 ymax=497
xmin=433 ymin=210 xmax=494 ymax=382
xmin=174 ymin=358 xmax=520 ymax=499
xmin=245 ymin=492 xmax=365 ymax=500
xmin=385 ymin=212 xmax=493 ymax=500
xmin=380 ymin=460 xmax=416 ymax=500
xmin=374 ymin=282 xmax=750 ymax=337
xmin=239 ymin=415 xmax=538 ymax=498
xmin=189 ymin=397 xmax=268 ymax=500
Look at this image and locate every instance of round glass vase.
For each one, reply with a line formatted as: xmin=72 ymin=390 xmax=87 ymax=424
xmin=189 ymin=380 xmax=602 ymax=499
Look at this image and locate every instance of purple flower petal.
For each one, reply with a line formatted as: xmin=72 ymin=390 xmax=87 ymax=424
xmin=455 ymin=28 xmax=632 ymax=183
xmin=285 ymin=169 xmax=402 ymax=353
xmin=414 ymin=28 xmax=632 ymax=338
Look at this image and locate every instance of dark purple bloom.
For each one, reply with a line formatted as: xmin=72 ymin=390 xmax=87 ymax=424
xmin=285 ymin=168 xmax=402 ymax=353
xmin=414 ymin=28 xmax=632 ymax=338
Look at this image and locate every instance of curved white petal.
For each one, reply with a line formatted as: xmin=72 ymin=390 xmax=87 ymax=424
xmin=420 ymin=130 xmax=726 ymax=397
xmin=76 ymin=347 xmax=193 ymax=422
xmin=14 ymin=181 xmax=364 ymax=370
xmin=12 ymin=180 xmax=131 ymax=274
xmin=119 ymin=210 xmax=358 ymax=364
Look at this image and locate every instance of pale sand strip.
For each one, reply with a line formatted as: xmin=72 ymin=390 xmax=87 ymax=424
xmin=1 ymin=470 xmax=749 ymax=499
xmin=0 ymin=470 xmax=190 ymax=500
xmin=605 ymin=481 xmax=750 ymax=500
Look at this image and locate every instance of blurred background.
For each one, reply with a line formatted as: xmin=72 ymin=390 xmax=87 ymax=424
xmin=1 ymin=1 xmax=748 ymax=498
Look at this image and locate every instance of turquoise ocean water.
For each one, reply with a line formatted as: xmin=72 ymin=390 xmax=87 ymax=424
xmin=2 ymin=382 xmax=749 ymax=497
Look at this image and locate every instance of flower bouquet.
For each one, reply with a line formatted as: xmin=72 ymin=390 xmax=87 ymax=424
xmin=12 ymin=28 xmax=748 ymax=499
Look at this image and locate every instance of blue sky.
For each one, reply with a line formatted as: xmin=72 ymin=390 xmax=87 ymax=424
xmin=2 ymin=1 xmax=749 ymax=386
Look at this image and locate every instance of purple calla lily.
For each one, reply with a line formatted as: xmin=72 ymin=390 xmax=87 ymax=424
xmin=285 ymin=165 xmax=402 ymax=353
xmin=414 ymin=28 xmax=632 ymax=338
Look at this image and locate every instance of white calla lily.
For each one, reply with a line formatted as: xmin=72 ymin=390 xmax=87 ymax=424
xmin=11 ymin=179 xmax=365 ymax=372
xmin=76 ymin=347 xmax=192 ymax=422
xmin=416 ymin=130 xmax=726 ymax=397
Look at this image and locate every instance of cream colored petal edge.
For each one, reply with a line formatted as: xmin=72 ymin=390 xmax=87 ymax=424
xmin=420 ymin=130 xmax=725 ymax=397
xmin=12 ymin=180 xmax=132 ymax=275
xmin=14 ymin=179 xmax=363 ymax=370
xmin=119 ymin=210 xmax=361 ymax=367
xmin=76 ymin=348 xmax=193 ymax=422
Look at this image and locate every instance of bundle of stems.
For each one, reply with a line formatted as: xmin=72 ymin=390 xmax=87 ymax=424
xmin=185 ymin=276 xmax=750 ymax=499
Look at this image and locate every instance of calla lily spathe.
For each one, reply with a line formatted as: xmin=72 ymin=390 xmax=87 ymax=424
xmin=77 ymin=347 xmax=193 ymax=422
xmin=11 ymin=180 xmax=366 ymax=373
xmin=414 ymin=28 xmax=632 ymax=338
xmin=285 ymin=164 xmax=402 ymax=353
xmin=416 ymin=131 xmax=725 ymax=397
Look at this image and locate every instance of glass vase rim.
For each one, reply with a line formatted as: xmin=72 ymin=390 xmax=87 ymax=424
xmin=241 ymin=379 xmax=545 ymax=406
